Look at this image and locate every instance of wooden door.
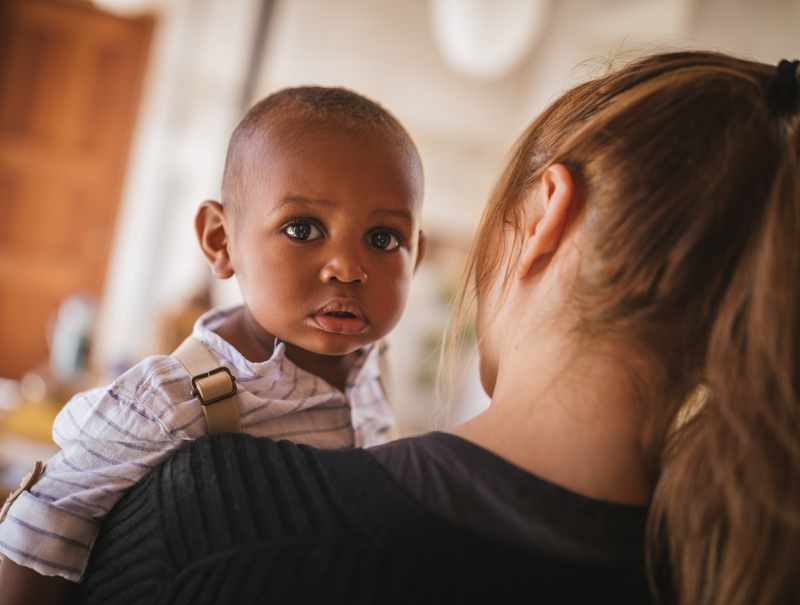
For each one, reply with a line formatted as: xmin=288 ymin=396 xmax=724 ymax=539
xmin=0 ymin=0 xmax=153 ymax=380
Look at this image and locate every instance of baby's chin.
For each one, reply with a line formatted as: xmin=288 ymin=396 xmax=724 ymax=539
xmin=282 ymin=332 xmax=384 ymax=358
xmin=307 ymin=338 xmax=380 ymax=358
xmin=294 ymin=316 xmax=396 ymax=357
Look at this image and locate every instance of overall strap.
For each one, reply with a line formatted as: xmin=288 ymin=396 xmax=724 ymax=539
xmin=172 ymin=336 xmax=241 ymax=434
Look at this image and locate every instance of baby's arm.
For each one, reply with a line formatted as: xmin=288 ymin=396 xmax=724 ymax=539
xmin=0 ymin=356 xmax=198 ymax=595
xmin=0 ymin=558 xmax=71 ymax=605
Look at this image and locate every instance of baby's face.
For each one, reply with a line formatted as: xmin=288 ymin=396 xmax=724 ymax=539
xmin=226 ymin=123 xmax=424 ymax=356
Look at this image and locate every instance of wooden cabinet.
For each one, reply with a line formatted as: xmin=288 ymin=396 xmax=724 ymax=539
xmin=0 ymin=0 xmax=153 ymax=379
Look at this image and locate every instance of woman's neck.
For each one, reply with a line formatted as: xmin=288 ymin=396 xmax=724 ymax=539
xmin=449 ymin=334 xmax=654 ymax=506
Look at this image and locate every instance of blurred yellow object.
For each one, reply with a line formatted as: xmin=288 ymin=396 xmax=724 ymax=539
xmin=0 ymin=398 xmax=61 ymax=444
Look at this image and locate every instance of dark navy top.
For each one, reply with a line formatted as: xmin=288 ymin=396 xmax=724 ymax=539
xmin=369 ymin=432 xmax=648 ymax=570
xmin=70 ymin=433 xmax=654 ymax=604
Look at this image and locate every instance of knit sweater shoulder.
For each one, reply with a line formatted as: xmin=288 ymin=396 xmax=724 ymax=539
xmin=68 ymin=433 xmax=652 ymax=605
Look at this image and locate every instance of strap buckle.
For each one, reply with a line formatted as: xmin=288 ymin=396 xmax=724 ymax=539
xmin=190 ymin=366 xmax=237 ymax=406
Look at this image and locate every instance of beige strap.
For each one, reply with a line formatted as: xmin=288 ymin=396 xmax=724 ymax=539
xmin=172 ymin=336 xmax=241 ymax=434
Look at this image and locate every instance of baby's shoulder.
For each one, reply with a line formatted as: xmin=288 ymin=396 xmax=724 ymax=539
xmin=106 ymin=354 xmax=191 ymax=410
xmin=54 ymin=354 xmax=196 ymax=441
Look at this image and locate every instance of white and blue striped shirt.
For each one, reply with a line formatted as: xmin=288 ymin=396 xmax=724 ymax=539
xmin=0 ymin=305 xmax=393 ymax=581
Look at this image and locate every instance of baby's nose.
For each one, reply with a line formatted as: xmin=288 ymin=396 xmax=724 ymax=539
xmin=319 ymin=252 xmax=368 ymax=284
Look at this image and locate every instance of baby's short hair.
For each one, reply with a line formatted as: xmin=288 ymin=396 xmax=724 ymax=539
xmin=221 ymin=86 xmax=418 ymax=208
xmin=239 ymin=86 xmax=410 ymax=135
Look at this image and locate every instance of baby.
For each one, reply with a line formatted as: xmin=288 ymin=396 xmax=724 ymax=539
xmin=0 ymin=87 xmax=425 ymax=595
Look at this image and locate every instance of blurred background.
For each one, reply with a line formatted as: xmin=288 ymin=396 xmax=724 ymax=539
xmin=1 ymin=0 xmax=799 ymax=491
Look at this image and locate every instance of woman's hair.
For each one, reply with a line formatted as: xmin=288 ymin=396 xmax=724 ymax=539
xmin=463 ymin=51 xmax=800 ymax=604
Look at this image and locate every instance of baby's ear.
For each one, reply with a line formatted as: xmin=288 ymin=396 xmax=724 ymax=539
xmin=195 ymin=201 xmax=234 ymax=279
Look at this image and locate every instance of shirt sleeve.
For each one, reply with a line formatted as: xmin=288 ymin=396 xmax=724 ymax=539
xmin=0 ymin=356 xmax=198 ymax=581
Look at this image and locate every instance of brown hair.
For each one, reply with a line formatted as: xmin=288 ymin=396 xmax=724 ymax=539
xmin=462 ymin=51 xmax=800 ymax=604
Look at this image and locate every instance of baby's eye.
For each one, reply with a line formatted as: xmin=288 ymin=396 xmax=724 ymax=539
xmin=284 ymin=221 xmax=322 ymax=241
xmin=367 ymin=231 xmax=400 ymax=251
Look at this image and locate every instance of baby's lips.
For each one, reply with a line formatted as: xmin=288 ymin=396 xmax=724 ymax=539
xmin=314 ymin=298 xmax=368 ymax=322
xmin=310 ymin=298 xmax=370 ymax=334
xmin=311 ymin=301 xmax=369 ymax=335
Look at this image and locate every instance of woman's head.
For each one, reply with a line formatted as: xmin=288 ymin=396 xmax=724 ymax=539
xmin=468 ymin=51 xmax=800 ymax=604
xmin=476 ymin=52 xmax=784 ymax=365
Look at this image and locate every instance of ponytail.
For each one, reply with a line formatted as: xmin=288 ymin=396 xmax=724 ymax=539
xmin=651 ymin=100 xmax=800 ymax=604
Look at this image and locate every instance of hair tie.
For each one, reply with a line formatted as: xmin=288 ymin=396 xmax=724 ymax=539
xmin=769 ymin=59 xmax=800 ymax=115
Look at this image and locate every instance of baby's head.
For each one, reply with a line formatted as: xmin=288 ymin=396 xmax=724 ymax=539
xmin=197 ymin=87 xmax=425 ymax=357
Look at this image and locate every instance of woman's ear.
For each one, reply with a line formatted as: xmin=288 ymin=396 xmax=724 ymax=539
xmin=195 ymin=201 xmax=235 ymax=279
xmin=517 ymin=164 xmax=575 ymax=279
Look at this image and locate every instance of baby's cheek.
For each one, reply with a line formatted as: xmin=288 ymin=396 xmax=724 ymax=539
xmin=376 ymin=279 xmax=411 ymax=331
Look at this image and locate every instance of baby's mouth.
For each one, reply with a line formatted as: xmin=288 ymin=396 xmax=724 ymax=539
xmin=311 ymin=300 xmax=369 ymax=334
xmin=325 ymin=311 xmax=357 ymax=318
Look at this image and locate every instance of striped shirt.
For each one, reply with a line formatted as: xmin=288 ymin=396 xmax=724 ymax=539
xmin=0 ymin=305 xmax=393 ymax=581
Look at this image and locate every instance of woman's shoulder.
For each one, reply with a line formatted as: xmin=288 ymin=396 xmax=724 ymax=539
xmin=71 ymin=434 xmax=652 ymax=605
xmin=368 ymin=432 xmax=650 ymax=568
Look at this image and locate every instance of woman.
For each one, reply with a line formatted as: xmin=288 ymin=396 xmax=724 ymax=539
xmin=68 ymin=51 xmax=799 ymax=604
